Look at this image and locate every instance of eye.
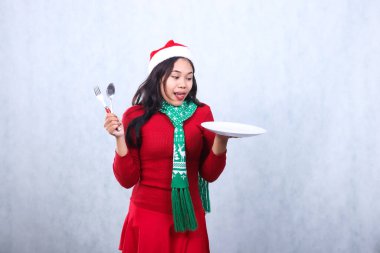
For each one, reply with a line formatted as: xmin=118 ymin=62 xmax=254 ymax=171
xmin=171 ymin=76 xmax=180 ymax=80
xmin=187 ymin=77 xmax=193 ymax=81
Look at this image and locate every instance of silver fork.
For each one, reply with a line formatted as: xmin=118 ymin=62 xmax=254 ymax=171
xmin=93 ymin=86 xmax=111 ymax=113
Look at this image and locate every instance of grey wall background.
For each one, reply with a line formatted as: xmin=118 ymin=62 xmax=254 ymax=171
xmin=1 ymin=0 xmax=379 ymax=252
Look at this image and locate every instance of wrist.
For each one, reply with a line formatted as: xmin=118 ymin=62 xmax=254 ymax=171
xmin=115 ymin=134 xmax=125 ymax=140
xmin=215 ymin=134 xmax=229 ymax=145
xmin=212 ymin=135 xmax=228 ymax=155
xmin=115 ymin=135 xmax=128 ymax=157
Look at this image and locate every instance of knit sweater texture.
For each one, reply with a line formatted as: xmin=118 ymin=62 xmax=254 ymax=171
xmin=113 ymin=104 xmax=226 ymax=214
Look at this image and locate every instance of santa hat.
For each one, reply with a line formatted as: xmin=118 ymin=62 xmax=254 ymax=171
xmin=148 ymin=40 xmax=192 ymax=74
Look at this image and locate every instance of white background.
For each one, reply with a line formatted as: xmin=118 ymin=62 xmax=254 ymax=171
xmin=1 ymin=0 xmax=380 ymax=252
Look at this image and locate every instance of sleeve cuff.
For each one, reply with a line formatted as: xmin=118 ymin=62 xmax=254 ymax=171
xmin=211 ymin=149 xmax=227 ymax=158
xmin=115 ymin=150 xmax=127 ymax=159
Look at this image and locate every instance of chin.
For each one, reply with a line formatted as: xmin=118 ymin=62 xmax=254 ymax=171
xmin=171 ymin=101 xmax=183 ymax=106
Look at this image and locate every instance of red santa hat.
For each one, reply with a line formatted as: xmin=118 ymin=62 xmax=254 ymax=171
xmin=148 ymin=40 xmax=192 ymax=73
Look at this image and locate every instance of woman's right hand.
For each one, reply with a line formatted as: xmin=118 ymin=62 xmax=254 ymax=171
xmin=104 ymin=113 xmax=125 ymax=138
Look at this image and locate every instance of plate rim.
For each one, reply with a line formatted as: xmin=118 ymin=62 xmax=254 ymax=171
xmin=200 ymin=121 xmax=266 ymax=137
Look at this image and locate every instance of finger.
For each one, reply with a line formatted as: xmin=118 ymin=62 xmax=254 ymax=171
xmin=110 ymin=123 xmax=122 ymax=131
xmin=104 ymin=118 xmax=121 ymax=128
xmin=104 ymin=113 xmax=113 ymax=121
xmin=104 ymin=113 xmax=119 ymax=121
xmin=112 ymin=126 xmax=123 ymax=135
xmin=105 ymin=121 xmax=120 ymax=130
xmin=114 ymin=126 xmax=123 ymax=133
xmin=105 ymin=125 xmax=115 ymax=133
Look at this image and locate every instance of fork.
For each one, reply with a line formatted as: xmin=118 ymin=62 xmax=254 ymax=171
xmin=93 ymin=86 xmax=111 ymax=113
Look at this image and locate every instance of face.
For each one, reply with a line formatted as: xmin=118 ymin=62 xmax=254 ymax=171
xmin=160 ymin=58 xmax=194 ymax=106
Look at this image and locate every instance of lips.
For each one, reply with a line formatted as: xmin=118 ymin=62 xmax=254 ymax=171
xmin=174 ymin=92 xmax=186 ymax=101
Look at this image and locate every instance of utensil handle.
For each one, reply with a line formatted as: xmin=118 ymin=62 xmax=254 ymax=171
xmin=109 ymin=101 xmax=113 ymax=113
xmin=104 ymin=106 xmax=120 ymax=131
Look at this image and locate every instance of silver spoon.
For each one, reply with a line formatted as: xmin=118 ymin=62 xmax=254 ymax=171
xmin=106 ymin=82 xmax=121 ymax=131
xmin=106 ymin=83 xmax=115 ymax=113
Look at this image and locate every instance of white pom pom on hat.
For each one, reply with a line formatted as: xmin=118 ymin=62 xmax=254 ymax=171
xmin=148 ymin=40 xmax=192 ymax=74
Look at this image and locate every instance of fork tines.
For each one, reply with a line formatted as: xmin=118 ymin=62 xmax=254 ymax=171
xmin=93 ymin=85 xmax=112 ymax=114
xmin=94 ymin=86 xmax=101 ymax=96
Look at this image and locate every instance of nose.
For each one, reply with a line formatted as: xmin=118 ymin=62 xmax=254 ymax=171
xmin=178 ymin=78 xmax=186 ymax=88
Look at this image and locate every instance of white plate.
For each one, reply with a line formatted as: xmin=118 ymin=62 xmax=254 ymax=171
xmin=201 ymin=121 xmax=266 ymax=138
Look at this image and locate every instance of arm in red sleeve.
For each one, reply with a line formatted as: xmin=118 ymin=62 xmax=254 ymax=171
xmin=199 ymin=106 xmax=227 ymax=182
xmin=112 ymin=107 xmax=142 ymax=188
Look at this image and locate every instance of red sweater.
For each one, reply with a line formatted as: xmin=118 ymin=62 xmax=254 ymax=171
xmin=113 ymin=104 xmax=226 ymax=214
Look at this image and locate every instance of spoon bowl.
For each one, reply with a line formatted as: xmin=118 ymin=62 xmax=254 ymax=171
xmin=106 ymin=83 xmax=115 ymax=112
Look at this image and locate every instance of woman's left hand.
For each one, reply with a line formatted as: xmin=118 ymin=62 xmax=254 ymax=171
xmin=212 ymin=134 xmax=231 ymax=155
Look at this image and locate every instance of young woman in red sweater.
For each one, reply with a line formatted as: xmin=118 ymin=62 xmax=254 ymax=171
xmin=104 ymin=40 xmax=229 ymax=253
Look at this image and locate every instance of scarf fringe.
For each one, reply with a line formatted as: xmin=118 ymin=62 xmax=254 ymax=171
xmin=199 ymin=177 xmax=211 ymax=212
xmin=172 ymin=187 xmax=197 ymax=232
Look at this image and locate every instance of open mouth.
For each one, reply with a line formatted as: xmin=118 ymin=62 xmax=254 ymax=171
xmin=174 ymin=92 xmax=187 ymax=101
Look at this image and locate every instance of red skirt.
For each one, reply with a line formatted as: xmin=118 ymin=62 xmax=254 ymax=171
xmin=119 ymin=201 xmax=210 ymax=253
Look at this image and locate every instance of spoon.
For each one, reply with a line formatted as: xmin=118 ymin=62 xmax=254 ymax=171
xmin=106 ymin=82 xmax=121 ymax=131
xmin=106 ymin=83 xmax=115 ymax=113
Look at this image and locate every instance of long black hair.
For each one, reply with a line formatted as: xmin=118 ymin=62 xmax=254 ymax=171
xmin=126 ymin=57 xmax=201 ymax=148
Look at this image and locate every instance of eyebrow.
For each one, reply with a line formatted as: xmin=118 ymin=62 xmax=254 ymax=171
xmin=172 ymin=70 xmax=193 ymax=75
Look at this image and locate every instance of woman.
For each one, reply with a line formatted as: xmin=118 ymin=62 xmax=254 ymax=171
xmin=104 ymin=40 xmax=229 ymax=253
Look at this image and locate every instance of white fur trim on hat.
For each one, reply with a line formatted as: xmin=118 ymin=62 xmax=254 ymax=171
xmin=148 ymin=46 xmax=192 ymax=74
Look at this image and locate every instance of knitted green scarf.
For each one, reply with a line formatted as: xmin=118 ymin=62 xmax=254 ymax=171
xmin=160 ymin=100 xmax=210 ymax=232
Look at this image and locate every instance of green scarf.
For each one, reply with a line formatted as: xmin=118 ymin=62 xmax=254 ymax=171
xmin=160 ymin=100 xmax=210 ymax=232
